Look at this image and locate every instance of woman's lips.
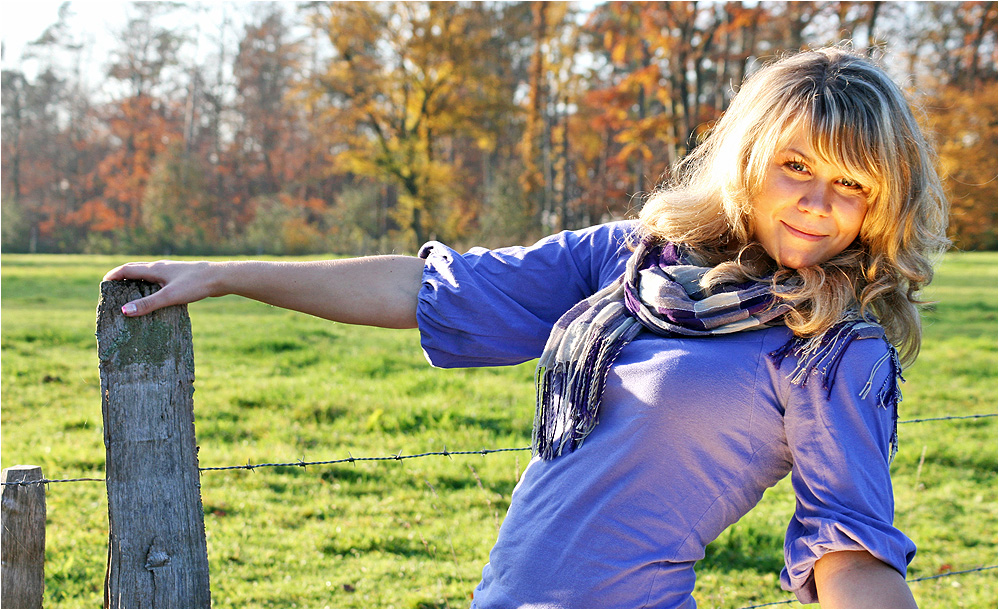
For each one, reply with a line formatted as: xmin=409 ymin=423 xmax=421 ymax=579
xmin=781 ymin=221 xmax=826 ymax=241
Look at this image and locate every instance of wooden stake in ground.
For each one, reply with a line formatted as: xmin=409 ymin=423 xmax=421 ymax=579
xmin=96 ymin=280 xmax=211 ymax=608
xmin=1 ymin=465 xmax=46 ymax=609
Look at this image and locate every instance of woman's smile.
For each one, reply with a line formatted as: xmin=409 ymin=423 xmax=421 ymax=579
xmin=780 ymin=221 xmax=826 ymax=241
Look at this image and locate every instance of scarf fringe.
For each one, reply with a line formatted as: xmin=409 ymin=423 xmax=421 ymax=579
xmin=533 ymin=311 xmax=641 ymax=459
xmin=769 ymin=319 xmax=903 ymax=463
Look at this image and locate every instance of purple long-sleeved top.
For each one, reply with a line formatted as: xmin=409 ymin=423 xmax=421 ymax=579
xmin=416 ymin=221 xmax=915 ymax=608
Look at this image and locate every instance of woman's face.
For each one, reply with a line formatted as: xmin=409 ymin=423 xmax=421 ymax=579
xmin=750 ymin=132 xmax=870 ymax=269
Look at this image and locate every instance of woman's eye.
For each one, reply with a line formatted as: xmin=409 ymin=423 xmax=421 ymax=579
xmin=838 ymin=178 xmax=864 ymax=190
xmin=786 ymin=161 xmax=808 ymax=173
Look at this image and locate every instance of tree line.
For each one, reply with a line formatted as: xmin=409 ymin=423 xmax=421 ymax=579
xmin=2 ymin=1 xmax=996 ymax=256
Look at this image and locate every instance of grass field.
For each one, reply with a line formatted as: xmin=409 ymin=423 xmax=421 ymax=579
xmin=1 ymin=251 xmax=995 ymax=609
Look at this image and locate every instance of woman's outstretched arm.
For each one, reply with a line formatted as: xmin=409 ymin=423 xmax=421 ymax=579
xmin=102 ymin=256 xmax=426 ymax=329
xmin=814 ymin=550 xmax=917 ymax=608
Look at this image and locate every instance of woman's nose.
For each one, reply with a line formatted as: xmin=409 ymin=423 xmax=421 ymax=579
xmin=797 ymin=182 xmax=833 ymax=216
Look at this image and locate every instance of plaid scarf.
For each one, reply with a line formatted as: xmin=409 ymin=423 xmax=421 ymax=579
xmin=532 ymin=235 xmax=800 ymax=459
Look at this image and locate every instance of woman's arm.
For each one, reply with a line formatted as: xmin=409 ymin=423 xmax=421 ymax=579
xmin=814 ymin=550 xmax=917 ymax=608
xmin=102 ymin=256 xmax=426 ymax=329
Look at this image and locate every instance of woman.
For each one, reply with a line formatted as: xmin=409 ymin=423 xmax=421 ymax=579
xmin=105 ymin=48 xmax=949 ymax=608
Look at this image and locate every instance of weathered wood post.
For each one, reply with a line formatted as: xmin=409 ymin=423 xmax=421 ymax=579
xmin=1 ymin=465 xmax=46 ymax=609
xmin=96 ymin=280 xmax=211 ymax=608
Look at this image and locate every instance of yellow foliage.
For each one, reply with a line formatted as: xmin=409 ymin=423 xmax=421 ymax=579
xmin=925 ymin=81 xmax=998 ymax=250
xmin=297 ymin=2 xmax=511 ymax=246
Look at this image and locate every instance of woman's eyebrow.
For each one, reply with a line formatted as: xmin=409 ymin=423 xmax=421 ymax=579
xmin=784 ymin=147 xmax=814 ymax=162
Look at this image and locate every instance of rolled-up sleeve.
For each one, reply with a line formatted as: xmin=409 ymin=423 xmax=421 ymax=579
xmin=780 ymin=334 xmax=917 ymax=604
xmin=416 ymin=221 xmax=635 ymax=368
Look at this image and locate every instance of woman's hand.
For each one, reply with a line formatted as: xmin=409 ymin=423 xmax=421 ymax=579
xmin=103 ymin=261 xmax=221 ymax=317
xmin=102 ymin=256 xmax=425 ymax=329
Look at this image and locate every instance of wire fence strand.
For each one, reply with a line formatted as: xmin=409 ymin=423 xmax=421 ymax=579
xmin=899 ymin=413 xmax=997 ymax=424
xmin=6 ymin=411 xmax=993 ymax=486
xmin=198 ymin=446 xmax=532 ymax=472
xmin=0 ymin=477 xmax=105 ymax=487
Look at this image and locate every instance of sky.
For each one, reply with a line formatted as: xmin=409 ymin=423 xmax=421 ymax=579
xmin=0 ymin=1 xmax=599 ymax=74
xmin=0 ymin=0 xmax=250 ymax=100
xmin=0 ymin=1 xmax=128 ymax=72
xmin=1 ymin=1 xmax=69 ymax=60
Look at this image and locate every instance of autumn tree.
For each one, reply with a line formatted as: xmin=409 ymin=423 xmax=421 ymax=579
xmin=232 ymin=5 xmax=305 ymax=198
xmin=515 ymin=1 xmax=593 ymax=237
xmin=578 ymin=2 xmax=740 ymax=215
xmin=227 ymin=4 xmax=336 ymax=253
xmin=1 ymin=68 xmax=34 ymax=251
xmin=902 ymin=1 xmax=998 ymax=250
xmin=1 ymin=2 xmax=100 ymax=252
xmin=87 ymin=2 xmax=188 ymax=249
xmin=519 ymin=2 xmax=554 ymax=234
xmin=301 ymin=1 xmax=512 ymax=248
xmin=141 ymin=141 xmax=211 ymax=253
xmin=448 ymin=1 xmax=536 ymax=246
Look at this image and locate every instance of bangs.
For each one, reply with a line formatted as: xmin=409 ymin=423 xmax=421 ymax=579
xmin=800 ymin=81 xmax=896 ymax=203
xmin=739 ymin=94 xmax=887 ymax=205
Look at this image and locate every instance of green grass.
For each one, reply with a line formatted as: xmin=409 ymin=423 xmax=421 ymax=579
xmin=2 ymin=251 xmax=995 ymax=609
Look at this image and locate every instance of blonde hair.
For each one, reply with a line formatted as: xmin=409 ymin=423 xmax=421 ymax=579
xmin=639 ymin=47 xmax=950 ymax=366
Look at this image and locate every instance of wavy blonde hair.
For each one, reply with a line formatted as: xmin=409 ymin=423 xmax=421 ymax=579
xmin=639 ymin=47 xmax=950 ymax=366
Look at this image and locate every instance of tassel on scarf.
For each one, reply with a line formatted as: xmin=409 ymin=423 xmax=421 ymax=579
xmin=769 ymin=320 xmax=904 ymax=463
xmin=533 ymin=312 xmax=642 ymax=459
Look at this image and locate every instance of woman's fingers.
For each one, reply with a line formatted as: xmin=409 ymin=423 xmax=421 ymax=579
xmin=103 ymin=261 xmax=168 ymax=283
xmin=102 ymin=261 xmax=215 ymax=317
xmin=119 ymin=289 xmax=174 ymax=317
xmin=103 ymin=263 xmax=142 ymax=282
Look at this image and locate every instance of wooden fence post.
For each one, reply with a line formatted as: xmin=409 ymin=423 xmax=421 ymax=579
xmin=96 ymin=280 xmax=211 ymax=608
xmin=1 ymin=465 xmax=46 ymax=609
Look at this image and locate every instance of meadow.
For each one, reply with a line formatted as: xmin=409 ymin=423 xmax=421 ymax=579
xmin=1 ymin=250 xmax=995 ymax=609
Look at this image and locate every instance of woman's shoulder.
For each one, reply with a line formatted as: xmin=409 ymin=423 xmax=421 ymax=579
xmin=548 ymin=219 xmax=641 ymax=252
xmin=528 ymin=220 xmax=641 ymax=288
xmin=768 ymin=320 xmax=897 ymax=394
xmin=768 ymin=319 xmax=902 ymax=457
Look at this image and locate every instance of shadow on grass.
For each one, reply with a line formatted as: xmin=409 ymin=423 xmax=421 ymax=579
xmin=318 ymin=466 xmax=386 ymax=485
xmin=451 ymin=413 xmax=527 ymax=438
xmin=700 ymin=525 xmax=785 ymax=575
xmin=320 ymin=534 xmax=432 ymax=558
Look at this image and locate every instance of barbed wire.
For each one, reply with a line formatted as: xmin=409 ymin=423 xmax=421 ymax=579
xmin=0 ymin=447 xmax=532 ymax=486
xmin=742 ymin=598 xmax=797 ymax=609
xmin=199 ymin=445 xmax=531 ymax=472
xmin=908 ymin=564 xmax=999 ymax=583
xmin=899 ymin=412 xmax=997 ymax=424
xmin=0 ymin=477 xmax=105 ymax=487
xmin=4 ymin=411 xmax=995 ymax=486
xmin=741 ymin=564 xmax=999 ymax=609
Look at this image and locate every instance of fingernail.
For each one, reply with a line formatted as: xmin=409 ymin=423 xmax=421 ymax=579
xmin=122 ymin=303 xmax=137 ymax=315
